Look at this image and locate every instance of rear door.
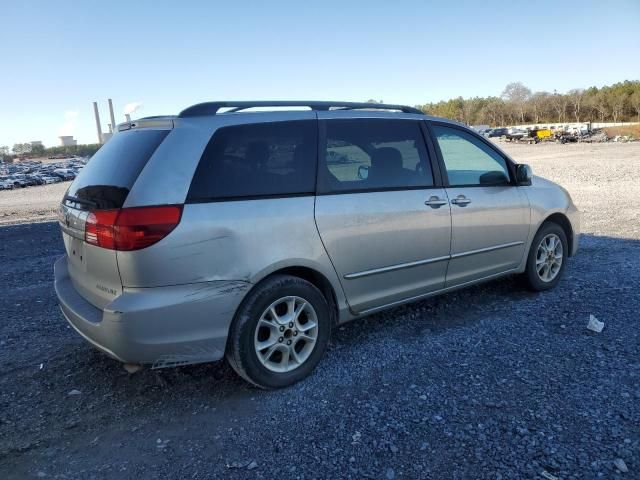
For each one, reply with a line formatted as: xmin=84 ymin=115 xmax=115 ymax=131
xmin=59 ymin=126 xmax=170 ymax=308
xmin=314 ymin=115 xmax=451 ymax=314
xmin=428 ymin=122 xmax=530 ymax=287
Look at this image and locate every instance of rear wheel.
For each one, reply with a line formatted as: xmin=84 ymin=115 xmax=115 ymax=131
xmin=226 ymin=275 xmax=331 ymax=389
xmin=523 ymin=222 xmax=568 ymax=291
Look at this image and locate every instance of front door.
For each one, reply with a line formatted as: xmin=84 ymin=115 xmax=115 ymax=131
xmin=429 ymin=123 xmax=531 ymax=287
xmin=314 ymin=116 xmax=451 ymax=314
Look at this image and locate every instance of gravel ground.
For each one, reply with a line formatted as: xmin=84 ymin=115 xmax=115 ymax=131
xmin=0 ymin=182 xmax=69 ymax=226
xmin=1 ymin=143 xmax=639 ymax=479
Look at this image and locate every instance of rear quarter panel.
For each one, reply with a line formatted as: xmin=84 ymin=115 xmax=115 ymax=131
xmin=116 ymin=197 xmax=349 ymax=315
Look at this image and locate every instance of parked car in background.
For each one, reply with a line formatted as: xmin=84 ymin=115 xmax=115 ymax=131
xmin=471 ymin=124 xmax=491 ymax=136
xmin=26 ymin=174 xmax=44 ymax=185
xmin=505 ymin=128 xmax=528 ymax=141
xmin=10 ymin=175 xmax=28 ymax=188
xmin=487 ymin=127 xmax=508 ymax=138
xmin=54 ymin=101 xmax=580 ymax=389
xmin=53 ymin=169 xmax=76 ymax=181
xmin=555 ymin=131 xmax=579 ymax=144
xmin=0 ymin=157 xmax=87 ymax=190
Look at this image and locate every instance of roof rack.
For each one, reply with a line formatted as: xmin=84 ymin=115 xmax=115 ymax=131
xmin=178 ymin=101 xmax=423 ymax=117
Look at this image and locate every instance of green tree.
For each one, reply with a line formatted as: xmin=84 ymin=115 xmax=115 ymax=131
xmin=12 ymin=143 xmax=31 ymax=155
xmin=31 ymin=143 xmax=45 ymax=156
xmin=609 ymin=92 xmax=628 ymax=123
xmin=417 ymin=79 xmax=639 ymax=126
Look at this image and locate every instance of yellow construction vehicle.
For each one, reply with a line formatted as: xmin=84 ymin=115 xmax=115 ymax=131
xmin=536 ymin=129 xmax=553 ymax=140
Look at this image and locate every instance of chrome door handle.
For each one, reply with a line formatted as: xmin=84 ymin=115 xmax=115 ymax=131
xmin=451 ymin=195 xmax=471 ymax=206
xmin=425 ymin=196 xmax=448 ymax=208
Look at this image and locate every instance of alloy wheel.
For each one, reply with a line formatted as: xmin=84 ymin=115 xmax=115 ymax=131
xmin=254 ymin=296 xmax=318 ymax=373
xmin=535 ymin=233 xmax=563 ymax=282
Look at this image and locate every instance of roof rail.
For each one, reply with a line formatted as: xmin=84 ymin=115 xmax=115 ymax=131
xmin=178 ymin=101 xmax=423 ymax=117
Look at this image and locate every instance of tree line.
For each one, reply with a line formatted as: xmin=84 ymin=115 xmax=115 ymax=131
xmin=417 ymin=80 xmax=640 ymax=127
xmin=2 ymin=80 xmax=639 ymax=161
xmin=1 ymin=143 xmax=101 ymax=160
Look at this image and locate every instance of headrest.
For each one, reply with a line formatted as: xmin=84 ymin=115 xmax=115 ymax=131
xmin=371 ymin=147 xmax=402 ymax=172
xmin=292 ymin=144 xmax=311 ymax=168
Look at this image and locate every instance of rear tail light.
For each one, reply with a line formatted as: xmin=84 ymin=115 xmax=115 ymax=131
xmin=84 ymin=205 xmax=182 ymax=251
xmin=85 ymin=210 xmax=119 ymax=249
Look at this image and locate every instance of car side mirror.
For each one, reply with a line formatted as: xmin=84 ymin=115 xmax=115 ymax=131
xmin=358 ymin=165 xmax=369 ymax=180
xmin=516 ymin=164 xmax=532 ymax=186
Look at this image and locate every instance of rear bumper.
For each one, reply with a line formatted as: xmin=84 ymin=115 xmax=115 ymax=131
xmin=54 ymin=256 xmax=250 ymax=367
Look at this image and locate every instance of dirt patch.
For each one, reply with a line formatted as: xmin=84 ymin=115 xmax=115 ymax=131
xmin=603 ymin=125 xmax=640 ymax=139
xmin=0 ymin=182 xmax=69 ymax=225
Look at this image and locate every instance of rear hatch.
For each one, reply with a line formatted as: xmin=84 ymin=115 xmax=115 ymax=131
xmin=59 ymin=124 xmax=171 ymax=309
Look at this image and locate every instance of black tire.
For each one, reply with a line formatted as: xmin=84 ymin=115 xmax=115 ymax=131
xmin=523 ymin=222 xmax=568 ymax=291
xmin=226 ymin=275 xmax=331 ymax=389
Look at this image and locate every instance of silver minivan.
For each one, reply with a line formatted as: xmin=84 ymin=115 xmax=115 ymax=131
xmin=54 ymin=101 xmax=580 ymax=388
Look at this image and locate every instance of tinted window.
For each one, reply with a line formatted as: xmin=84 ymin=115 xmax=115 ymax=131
xmin=189 ymin=120 xmax=317 ymax=200
xmin=433 ymin=125 xmax=510 ymax=186
xmin=66 ymin=129 xmax=169 ymax=209
xmin=318 ymin=119 xmax=433 ymax=193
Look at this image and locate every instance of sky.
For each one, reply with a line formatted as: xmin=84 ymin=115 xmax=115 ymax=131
xmin=1 ymin=0 xmax=639 ymax=147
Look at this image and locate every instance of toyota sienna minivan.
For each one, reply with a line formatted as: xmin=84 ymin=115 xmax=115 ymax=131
xmin=54 ymin=101 xmax=580 ymax=388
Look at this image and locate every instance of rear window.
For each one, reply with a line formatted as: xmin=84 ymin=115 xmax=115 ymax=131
xmin=188 ymin=120 xmax=317 ymax=201
xmin=66 ymin=129 xmax=169 ymax=209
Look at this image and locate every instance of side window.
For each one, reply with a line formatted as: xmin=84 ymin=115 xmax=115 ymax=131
xmin=319 ymin=119 xmax=433 ymax=193
xmin=432 ymin=125 xmax=511 ymax=186
xmin=188 ymin=120 xmax=317 ymax=200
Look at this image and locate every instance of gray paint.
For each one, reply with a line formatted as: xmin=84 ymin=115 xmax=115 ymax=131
xmin=315 ymin=189 xmax=451 ymax=313
xmin=55 ymin=106 xmax=581 ymax=366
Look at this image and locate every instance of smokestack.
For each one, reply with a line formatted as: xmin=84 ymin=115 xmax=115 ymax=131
xmin=125 ymin=113 xmax=131 ymax=122
xmin=93 ymin=102 xmax=103 ymax=144
xmin=108 ymin=98 xmax=116 ymax=132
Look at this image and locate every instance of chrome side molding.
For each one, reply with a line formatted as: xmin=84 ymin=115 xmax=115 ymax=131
xmin=344 ymin=241 xmax=524 ymax=280
xmin=449 ymin=241 xmax=524 ymax=259
xmin=344 ymin=255 xmax=450 ymax=280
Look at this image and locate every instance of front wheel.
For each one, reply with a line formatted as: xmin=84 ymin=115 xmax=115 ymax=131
xmin=226 ymin=275 xmax=331 ymax=389
xmin=523 ymin=222 xmax=568 ymax=291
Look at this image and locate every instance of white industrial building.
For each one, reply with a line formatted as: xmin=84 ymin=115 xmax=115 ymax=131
xmin=59 ymin=136 xmax=77 ymax=147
